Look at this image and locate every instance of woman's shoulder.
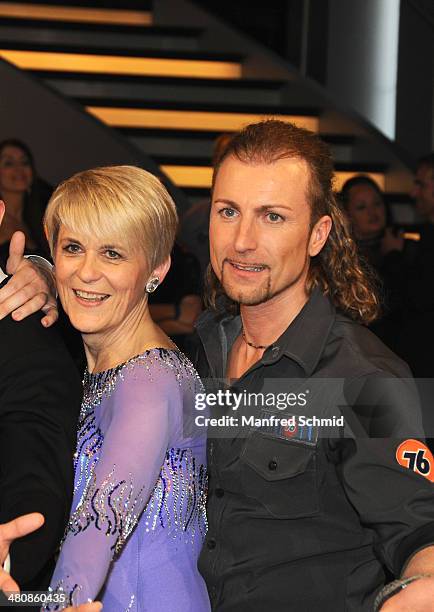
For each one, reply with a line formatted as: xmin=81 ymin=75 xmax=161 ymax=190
xmin=84 ymin=348 xmax=202 ymax=408
xmin=124 ymin=347 xmax=201 ymax=386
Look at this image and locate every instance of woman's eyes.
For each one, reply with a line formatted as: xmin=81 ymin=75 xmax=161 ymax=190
xmin=105 ymin=249 xmax=122 ymax=259
xmin=63 ymin=243 xmax=81 ymax=253
xmin=62 ymin=244 xmax=122 ymax=259
xmin=0 ymin=160 xmax=31 ymax=168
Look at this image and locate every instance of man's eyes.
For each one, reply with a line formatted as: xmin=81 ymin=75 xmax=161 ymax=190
xmin=266 ymin=212 xmax=284 ymax=223
xmin=218 ymin=207 xmax=238 ymax=219
xmin=218 ymin=208 xmax=284 ymax=222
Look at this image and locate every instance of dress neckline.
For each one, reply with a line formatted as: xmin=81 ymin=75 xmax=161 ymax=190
xmin=86 ymin=346 xmax=181 ymax=378
xmin=82 ymin=347 xmax=185 ymax=413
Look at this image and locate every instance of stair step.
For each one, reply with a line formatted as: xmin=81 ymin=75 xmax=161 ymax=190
xmin=116 ymin=128 xmax=354 ymax=143
xmin=85 ymin=104 xmax=319 ymax=133
xmin=0 ymin=18 xmax=203 ymax=52
xmin=38 ymin=72 xmax=285 ymax=107
xmin=0 ymin=39 xmax=243 ymax=62
xmin=76 ymin=97 xmax=318 ymax=114
xmin=33 ymin=71 xmax=284 ymax=89
xmin=0 ymin=48 xmax=241 ymax=79
xmin=120 ymin=129 xmax=355 ymax=163
xmin=0 ymin=2 xmax=152 ymax=26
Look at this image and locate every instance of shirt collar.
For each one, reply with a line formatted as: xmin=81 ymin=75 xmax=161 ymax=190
xmin=263 ymin=287 xmax=336 ymax=375
xmin=196 ymin=287 xmax=336 ymax=377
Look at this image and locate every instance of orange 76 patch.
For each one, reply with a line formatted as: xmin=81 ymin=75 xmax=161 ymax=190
xmin=396 ymin=439 xmax=434 ymax=482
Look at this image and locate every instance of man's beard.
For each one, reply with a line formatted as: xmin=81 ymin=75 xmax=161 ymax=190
xmin=219 ymin=258 xmax=308 ymax=306
xmin=222 ymin=270 xmax=273 ymax=306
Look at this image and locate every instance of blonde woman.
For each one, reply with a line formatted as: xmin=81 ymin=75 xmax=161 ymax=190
xmin=43 ymin=166 xmax=209 ymax=611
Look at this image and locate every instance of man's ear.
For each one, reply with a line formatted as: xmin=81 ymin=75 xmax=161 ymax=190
xmin=151 ymin=255 xmax=171 ymax=286
xmin=0 ymin=200 xmax=5 ymax=226
xmin=308 ymin=215 xmax=332 ymax=257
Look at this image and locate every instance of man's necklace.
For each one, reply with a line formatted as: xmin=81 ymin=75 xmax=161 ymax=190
xmin=241 ymin=328 xmax=272 ymax=350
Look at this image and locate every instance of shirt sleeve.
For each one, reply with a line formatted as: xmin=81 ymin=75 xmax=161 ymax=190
xmin=0 ymin=346 xmax=80 ymax=587
xmin=46 ymin=362 xmax=181 ymax=608
xmin=329 ymin=374 xmax=434 ymax=577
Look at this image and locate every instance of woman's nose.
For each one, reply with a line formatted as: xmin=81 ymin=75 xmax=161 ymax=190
xmin=77 ymin=253 xmax=101 ymax=282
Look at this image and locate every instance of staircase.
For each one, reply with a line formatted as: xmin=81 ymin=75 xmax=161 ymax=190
xmin=0 ymin=0 xmax=415 ymax=220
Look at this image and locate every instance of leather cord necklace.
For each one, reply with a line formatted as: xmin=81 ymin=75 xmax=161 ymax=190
xmin=241 ymin=328 xmax=272 ymax=350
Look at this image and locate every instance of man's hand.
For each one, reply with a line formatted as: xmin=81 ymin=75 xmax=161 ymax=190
xmin=0 ymin=231 xmax=58 ymax=326
xmin=0 ymin=513 xmax=44 ymax=593
xmin=381 ymin=576 xmax=434 ymax=610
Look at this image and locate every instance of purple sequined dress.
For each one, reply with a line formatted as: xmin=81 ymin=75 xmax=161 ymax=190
xmin=45 ymin=349 xmax=210 ymax=611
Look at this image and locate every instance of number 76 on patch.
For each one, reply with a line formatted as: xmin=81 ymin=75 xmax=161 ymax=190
xmin=396 ymin=439 xmax=434 ymax=482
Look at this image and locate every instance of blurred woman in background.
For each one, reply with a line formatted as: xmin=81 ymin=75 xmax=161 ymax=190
xmin=0 ymin=139 xmax=51 ymax=268
xmin=340 ymin=175 xmax=405 ymax=350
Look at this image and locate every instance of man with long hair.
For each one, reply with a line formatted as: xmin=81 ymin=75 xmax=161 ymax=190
xmin=194 ymin=121 xmax=434 ymax=611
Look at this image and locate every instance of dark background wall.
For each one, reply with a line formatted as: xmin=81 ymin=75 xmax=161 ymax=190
xmin=396 ymin=0 xmax=434 ymax=158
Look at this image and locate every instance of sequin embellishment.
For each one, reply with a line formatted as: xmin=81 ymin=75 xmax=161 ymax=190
xmin=46 ymin=348 xmax=208 ymax=610
xmin=144 ymin=447 xmax=208 ymax=540
xmin=73 ymin=411 xmax=103 ymax=495
xmin=67 ymin=464 xmax=146 ymax=556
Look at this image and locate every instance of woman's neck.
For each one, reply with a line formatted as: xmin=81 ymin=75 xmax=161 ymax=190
xmin=83 ymin=304 xmax=174 ymax=373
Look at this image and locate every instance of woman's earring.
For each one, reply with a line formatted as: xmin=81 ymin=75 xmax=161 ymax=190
xmin=145 ymin=276 xmax=160 ymax=293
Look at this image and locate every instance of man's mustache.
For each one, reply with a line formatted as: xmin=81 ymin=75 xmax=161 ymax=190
xmin=223 ymin=258 xmax=270 ymax=269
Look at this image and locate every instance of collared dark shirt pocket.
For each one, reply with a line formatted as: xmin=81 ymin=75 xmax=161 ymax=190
xmin=240 ymin=431 xmax=319 ymax=518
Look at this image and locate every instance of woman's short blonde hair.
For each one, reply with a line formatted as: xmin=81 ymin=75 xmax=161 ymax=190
xmin=44 ymin=165 xmax=178 ymax=270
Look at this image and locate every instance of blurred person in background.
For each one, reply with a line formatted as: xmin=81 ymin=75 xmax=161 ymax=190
xmin=411 ymin=152 xmax=434 ymax=225
xmin=340 ymin=175 xmax=406 ymax=351
xmin=0 ymin=139 xmax=51 ymax=269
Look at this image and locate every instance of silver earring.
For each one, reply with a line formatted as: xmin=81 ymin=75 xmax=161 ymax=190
xmin=146 ymin=276 xmax=160 ymax=293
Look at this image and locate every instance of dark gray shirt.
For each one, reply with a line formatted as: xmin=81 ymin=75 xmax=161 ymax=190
xmin=194 ymin=288 xmax=434 ymax=612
